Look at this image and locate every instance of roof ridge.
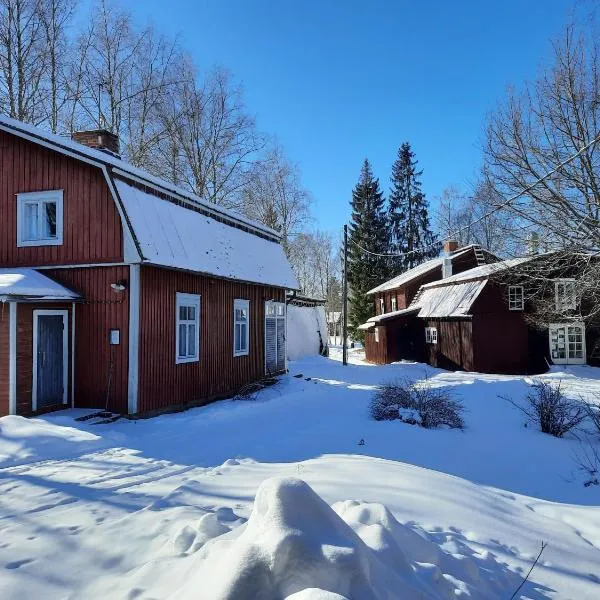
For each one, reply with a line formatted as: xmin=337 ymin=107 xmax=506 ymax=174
xmin=0 ymin=114 xmax=279 ymax=241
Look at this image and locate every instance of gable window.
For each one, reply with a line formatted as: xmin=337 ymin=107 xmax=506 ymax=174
xmin=379 ymin=298 xmax=385 ymax=314
xmin=17 ymin=190 xmax=63 ymax=247
xmin=508 ymin=286 xmax=524 ymax=311
xmin=555 ymin=279 xmax=576 ymax=311
xmin=176 ymin=293 xmax=200 ymax=364
xmin=391 ymin=297 xmax=397 ymax=312
xmin=425 ymin=327 xmax=438 ymax=344
xmin=234 ymin=299 xmax=250 ymax=356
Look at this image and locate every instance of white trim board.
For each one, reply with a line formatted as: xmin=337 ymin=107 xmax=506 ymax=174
xmin=127 ymin=264 xmax=140 ymax=415
xmin=32 ymin=309 xmax=69 ymax=412
xmin=8 ymin=302 xmax=17 ymax=415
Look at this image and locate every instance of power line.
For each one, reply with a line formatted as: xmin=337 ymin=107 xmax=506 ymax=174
xmin=348 ymin=132 xmax=600 ymax=259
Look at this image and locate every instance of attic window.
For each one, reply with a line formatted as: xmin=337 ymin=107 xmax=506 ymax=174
xmin=379 ymin=298 xmax=385 ymax=314
xmin=508 ymin=286 xmax=524 ymax=311
xmin=555 ymin=279 xmax=576 ymax=311
xmin=17 ymin=190 xmax=63 ymax=247
xmin=391 ymin=297 xmax=397 ymax=312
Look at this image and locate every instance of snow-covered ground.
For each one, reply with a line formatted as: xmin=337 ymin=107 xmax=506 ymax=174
xmin=0 ymin=349 xmax=599 ymax=598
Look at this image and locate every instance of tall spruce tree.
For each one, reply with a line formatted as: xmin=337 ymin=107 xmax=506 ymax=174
xmin=347 ymin=159 xmax=390 ymax=340
xmin=389 ymin=143 xmax=439 ymax=270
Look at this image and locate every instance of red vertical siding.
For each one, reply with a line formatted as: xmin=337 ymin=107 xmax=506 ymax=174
xmin=43 ymin=266 xmax=130 ymax=413
xmin=0 ymin=305 xmax=9 ymax=414
xmin=138 ymin=266 xmax=285 ymax=414
xmin=425 ymin=319 xmax=474 ymax=371
xmin=0 ymin=130 xmax=123 ymax=266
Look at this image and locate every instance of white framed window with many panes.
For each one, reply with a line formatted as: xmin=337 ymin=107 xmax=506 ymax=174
xmin=17 ymin=190 xmax=63 ymax=247
xmin=555 ymin=279 xmax=576 ymax=311
xmin=425 ymin=327 xmax=438 ymax=344
xmin=176 ymin=293 xmax=200 ymax=364
xmin=233 ymin=299 xmax=250 ymax=357
xmin=508 ymin=286 xmax=524 ymax=311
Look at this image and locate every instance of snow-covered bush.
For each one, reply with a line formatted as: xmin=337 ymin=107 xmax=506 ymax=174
xmin=370 ymin=380 xmax=464 ymax=429
xmin=505 ymin=381 xmax=586 ymax=438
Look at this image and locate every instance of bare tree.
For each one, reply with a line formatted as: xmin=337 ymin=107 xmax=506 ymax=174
xmin=157 ymin=66 xmax=265 ymax=206
xmin=0 ymin=0 xmax=47 ymax=123
xmin=484 ymin=25 xmax=600 ymax=251
xmin=242 ymin=146 xmax=311 ymax=248
xmin=437 ymin=180 xmax=522 ymax=256
xmin=39 ymin=0 xmax=74 ymax=132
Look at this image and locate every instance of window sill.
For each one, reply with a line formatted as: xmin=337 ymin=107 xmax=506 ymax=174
xmin=176 ymin=356 xmax=199 ymax=365
xmin=17 ymin=238 xmax=63 ymax=247
xmin=234 ymin=350 xmax=249 ymax=357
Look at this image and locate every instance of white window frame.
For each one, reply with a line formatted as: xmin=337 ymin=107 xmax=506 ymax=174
xmin=374 ymin=327 xmax=380 ymax=343
xmin=425 ymin=327 xmax=438 ymax=344
xmin=17 ymin=190 xmax=64 ymax=247
xmin=175 ymin=292 xmax=200 ymax=364
xmin=508 ymin=286 xmax=524 ymax=311
xmin=391 ymin=297 xmax=397 ymax=312
xmin=233 ymin=299 xmax=250 ymax=357
xmin=555 ymin=279 xmax=576 ymax=311
xmin=379 ymin=298 xmax=385 ymax=314
xmin=549 ymin=322 xmax=586 ymax=365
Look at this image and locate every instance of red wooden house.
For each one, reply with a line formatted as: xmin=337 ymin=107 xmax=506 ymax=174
xmin=362 ymin=242 xmax=497 ymax=364
xmin=0 ymin=116 xmax=298 ymax=417
xmin=363 ymin=251 xmax=599 ymax=374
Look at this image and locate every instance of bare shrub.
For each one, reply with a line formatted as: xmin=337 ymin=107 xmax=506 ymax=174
xmin=503 ymin=381 xmax=586 ymax=437
xmin=370 ymin=380 xmax=464 ymax=429
xmin=584 ymin=400 xmax=600 ymax=435
xmin=573 ymin=441 xmax=600 ymax=487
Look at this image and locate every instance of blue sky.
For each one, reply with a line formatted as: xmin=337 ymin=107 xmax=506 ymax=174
xmin=124 ymin=0 xmax=575 ymax=235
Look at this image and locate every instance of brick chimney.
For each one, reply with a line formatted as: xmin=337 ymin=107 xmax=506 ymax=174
xmin=72 ymin=129 xmax=120 ymax=157
xmin=443 ymin=239 xmax=459 ymax=255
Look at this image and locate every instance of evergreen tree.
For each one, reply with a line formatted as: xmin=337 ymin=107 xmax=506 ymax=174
xmin=347 ymin=159 xmax=390 ymax=340
xmin=389 ymin=143 xmax=440 ymax=270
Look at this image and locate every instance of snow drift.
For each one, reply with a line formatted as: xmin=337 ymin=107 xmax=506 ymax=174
xmin=171 ymin=477 xmax=520 ymax=599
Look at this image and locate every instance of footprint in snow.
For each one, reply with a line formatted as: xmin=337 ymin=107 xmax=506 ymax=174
xmin=6 ymin=558 xmax=34 ymax=569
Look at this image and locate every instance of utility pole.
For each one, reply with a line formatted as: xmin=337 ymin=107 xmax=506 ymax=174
xmin=342 ymin=224 xmax=348 ymax=366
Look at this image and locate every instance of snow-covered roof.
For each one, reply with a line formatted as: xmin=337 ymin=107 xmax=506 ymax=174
xmin=421 ymin=256 xmax=536 ymax=289
xmin=117 ymin=180 xmax=299 ymax=289
xmin=366 ymin=246 xmax=475 ymax=295
xmin=0 ymin=114 xmax=279 ymax=240
xmin=0 ymin=269 xmax=80 ymax=301
xmin=414 ymin=280 xmax=487 ymax=318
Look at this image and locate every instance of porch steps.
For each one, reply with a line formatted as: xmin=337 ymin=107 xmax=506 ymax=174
xmin=75 ymin=410 xmax=121 ymax=425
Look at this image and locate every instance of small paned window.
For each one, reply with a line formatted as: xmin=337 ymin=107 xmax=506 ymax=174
xmin=374 ymin=327 xmax=380 ymax=343
xmin=508 ymin=286 xmax=524 ymax=311
xmin=234 ymin=299 xmax=250 ymax=356
xmin=391 ymin=297 xmax=397 ymax=312
xmin=379 ymin=298 xmax=385 ymax=314
xmin=425 ymin=327 xmax=438 ymax=344
xmin=17 ymin=190 xmax=63 ymax=247
xmin=176 ymin=293 xmax=200 ymax=364
xmin=555 ymin=279 xmax=576 ymax=311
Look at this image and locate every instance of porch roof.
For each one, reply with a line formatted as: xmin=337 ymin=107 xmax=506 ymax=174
xmin=0 ymin=269 xmax=80 ymax=302
xmin=363 ymin=306 xmax=420 ymax=327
